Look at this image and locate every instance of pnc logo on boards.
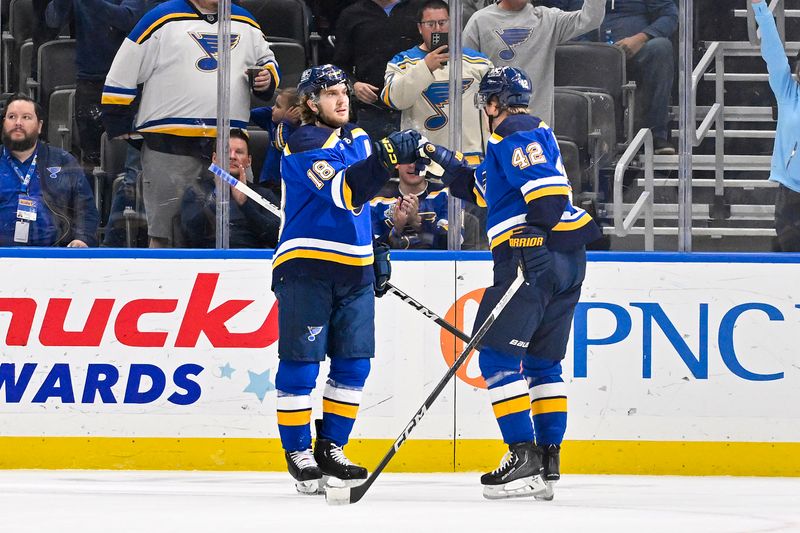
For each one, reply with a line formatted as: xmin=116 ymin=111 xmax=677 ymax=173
xmin=439 ymin=287 xmax=487 ymax=390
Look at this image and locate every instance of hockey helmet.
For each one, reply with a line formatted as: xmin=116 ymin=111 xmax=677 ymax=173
xmin=475 ymin=66 xmax=532 ymax=109
xmin=297 ymin=64 xmax=350 ymax=97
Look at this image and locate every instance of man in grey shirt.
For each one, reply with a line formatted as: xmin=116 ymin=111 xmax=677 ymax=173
xmin=463 ymin=0 xmax=605 ymax=125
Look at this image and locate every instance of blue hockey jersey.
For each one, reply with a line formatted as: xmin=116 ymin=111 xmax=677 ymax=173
xmin=274 ymin=123 xmax=384 ymax=285
xmin=451 ymin=114 xmax=600 ymax=258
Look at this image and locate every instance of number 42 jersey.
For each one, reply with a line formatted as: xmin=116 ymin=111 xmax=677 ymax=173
xmin=274 ymin=123 xmax=380 ymax=286
xmin=474 ymin=114 xmax=601 ymax=257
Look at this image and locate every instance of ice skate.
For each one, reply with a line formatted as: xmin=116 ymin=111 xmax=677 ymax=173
xmin=285 ymin=449 xmax=324 ymax=495
xmin=314 ymin=437 xmax=368 ymax=489
xmin=481 ymin=441 xmax=549 ymax=500
xmin=533 ymin=444 xmax=560 ymax=501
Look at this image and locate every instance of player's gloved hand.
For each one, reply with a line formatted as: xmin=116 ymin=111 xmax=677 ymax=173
xmin=373 ymin=241 xmax=392 ymax=297
xmin=509 ymin=226 xmax=552 ymax=281
xmin=419 ymin=143 xmax=470 ymax=185
xmin=375 ymin=130 xmax=423 ymax=169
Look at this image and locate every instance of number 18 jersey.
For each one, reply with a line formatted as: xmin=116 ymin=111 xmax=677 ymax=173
xmin=275 ymin=123 xmax=376 ymax=285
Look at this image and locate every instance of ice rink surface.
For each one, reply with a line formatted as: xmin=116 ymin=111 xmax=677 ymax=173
xmin=1 ymin=470 xmax=799 ymax=533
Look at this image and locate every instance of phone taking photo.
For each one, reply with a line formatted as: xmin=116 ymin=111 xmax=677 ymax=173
xmin=431 ymin=32 xmax=448 ymax=51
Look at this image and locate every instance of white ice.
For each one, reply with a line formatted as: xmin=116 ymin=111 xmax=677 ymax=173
xmin=0 ymin=471 xmax=798 ymax=533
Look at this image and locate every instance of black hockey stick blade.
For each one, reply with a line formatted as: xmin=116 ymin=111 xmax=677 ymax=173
xmin=325 ymin=270 xmax=526 ymax=506
xmin=385 ymin=282 xmax=471 ymax=343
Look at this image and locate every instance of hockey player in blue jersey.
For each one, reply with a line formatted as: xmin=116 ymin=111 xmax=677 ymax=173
xmin=273 ymin=64 xmax=422 ymax=494
xmin=420 ymin=66 xmax=601 ymax=500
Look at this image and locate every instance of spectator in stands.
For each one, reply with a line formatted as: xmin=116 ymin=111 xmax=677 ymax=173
xmin=250 ymin=88 xmax=301 ymax=194
xmin=463 ymin=0 xmax=493 ymax=26
xmin=544 ymin=0 xmax=678 ymax=155
xmin=181 ymin=129 xmax=280 ymax=248
xmin=463 ymin=0 xmax=605 ymax=127
xmin=305 ymin=0 xmax=359 ymax=64
xmin=45 ymin=0 xmax=146 ymax=167
xmin=32 ymin=0 xmax=62 ymax=81
xmin=382 ymin=0 xmax=492 ymax=165
xmin=371 ymin=161 xmax=450 ymax=249
xmin=101 ymin=0 xmax=280 ymax=248
xmin=333 ymin=0 xmax=425 ymax=140
xmin=753 ymin=0 xmax=800 ymax=252
xmin=0 ymin=94 xmax=98 ymax=247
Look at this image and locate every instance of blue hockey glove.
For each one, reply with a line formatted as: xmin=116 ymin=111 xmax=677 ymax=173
xmin=373 ymin=241 xmax=392 ymax=297
xmin=419 ymin=143 xmax=471 ymax=185
xmin=509 ymin=226 xmax=552 ymax=281
xmin=375 ymin=129 xmax=422 ymax=169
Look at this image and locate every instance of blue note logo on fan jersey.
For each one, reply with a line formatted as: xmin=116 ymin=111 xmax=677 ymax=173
xmin=307 ymin=326 xmax=323 ymax=342
xmin=190 ymin=32 xmax=241 ymax=72
xmin=493 ymin=28 xmax=533 ymax=61
xmin=421 ymin=80 xmax=474 ymax=130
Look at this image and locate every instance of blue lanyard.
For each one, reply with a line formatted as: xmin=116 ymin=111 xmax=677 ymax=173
xmin=3 ymin=147 xmax=38 ymax=193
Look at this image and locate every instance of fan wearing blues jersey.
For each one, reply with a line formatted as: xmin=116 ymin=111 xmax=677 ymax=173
xmin=273 ymin=64 xmax=422 ymax=495
xmin=419 ymin=66 xmax=601 ymax=500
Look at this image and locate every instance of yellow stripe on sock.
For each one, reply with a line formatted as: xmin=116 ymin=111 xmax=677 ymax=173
xmin=322 ymin=398 xmax=359 ymax=419
xmin=531 ymin=397 xmax=567 ymax=415
xmin=277 ymin=409 xmax=312 ymax=426
xmin=492 ymin=394 xmax=530 ymax=419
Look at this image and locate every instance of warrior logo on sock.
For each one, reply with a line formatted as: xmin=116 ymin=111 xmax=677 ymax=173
xmin=307 ymin=326 xmax=324 ymax=342
xmin=493 ymin=28 xmax=532 ymax=61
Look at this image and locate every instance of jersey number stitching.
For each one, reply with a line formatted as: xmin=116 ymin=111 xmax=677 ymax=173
xmin=306 ymin=160 xmax=336 ymax=189
xmin=511 ymin=142 xmax=547 ymax=170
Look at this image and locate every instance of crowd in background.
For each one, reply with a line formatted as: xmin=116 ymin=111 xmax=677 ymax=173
xmin=1 ymin=0 xmax=687 ymax=250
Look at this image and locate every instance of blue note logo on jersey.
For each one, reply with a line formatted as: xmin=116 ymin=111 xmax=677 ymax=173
xmin=421 ymin=80 xmax=474 ymax=130
xmin=493 ymin=28 xmax=533 ymax=61
xmin=190 ymin=32 xmax=241 ymax=72
xmin=46 ymin=167 xmax=61 ymax=179
xmin=307 ymin=326 xmax=324 ymax=342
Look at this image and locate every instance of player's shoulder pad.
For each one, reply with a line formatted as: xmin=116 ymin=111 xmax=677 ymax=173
xmin=341 ymin=123 xmax=371 ymax=143
xmin=285 ymin=124 xmax=340 ymax=154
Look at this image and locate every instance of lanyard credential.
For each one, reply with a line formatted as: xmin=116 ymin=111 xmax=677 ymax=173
xmin=3 ymin=146 xmax=38 ymax=193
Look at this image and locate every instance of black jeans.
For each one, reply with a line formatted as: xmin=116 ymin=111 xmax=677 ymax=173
xmin=75 ymin=79 xmax=104 ymax=165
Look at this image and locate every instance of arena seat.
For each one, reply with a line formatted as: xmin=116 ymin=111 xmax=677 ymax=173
xmin=237 ymin=0 xmax=310 ymax=58
xmin=554 ymin=42 xmax=635 ymax=146
xmin=3 ymin=0 xmax=33 ymax=92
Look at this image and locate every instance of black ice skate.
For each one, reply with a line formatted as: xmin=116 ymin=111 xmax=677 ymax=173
xmin=314 ymin=437 xmax=368 ymax=488
xmin=481 ymin=441 xmax=550 ymax=500
xmin=534 ymin=444 xmax=561 ymax=501
xmin=285 ymin=449 xmax=323 ymax=495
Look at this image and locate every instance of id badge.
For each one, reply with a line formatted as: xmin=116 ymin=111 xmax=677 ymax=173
xmin=14 ymin=220 xmax=30 ymax=243
xmin=16 ymin=195 xmax=37 ymax=222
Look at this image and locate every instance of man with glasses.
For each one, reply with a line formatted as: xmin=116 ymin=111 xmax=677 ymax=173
xmin=382 ymin=0 xmax=492 ymax=165
xmin=463 ymin=0 xmax=605 ymax=127
xmin=333 ymin=0 xmax=426 ymax=141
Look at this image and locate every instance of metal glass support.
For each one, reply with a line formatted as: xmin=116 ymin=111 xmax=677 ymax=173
xmin=447 ymin=0 xmax=463 ymax=251
xmin=613 ymin=128 xmax=654 ymax=251
xmin=678 ymin=0 xmax=693 ymax=251
xmin=215 ymin=0 xmax=232 ymax=249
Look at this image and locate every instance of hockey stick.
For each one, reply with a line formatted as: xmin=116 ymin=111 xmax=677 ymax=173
xmin=386 ymin=282 xmax=471 ymax=343
xmin=325 ymin=270 xmax=527 ymax=506
xmin=208 ymin=163 xmax=282 ymax=218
